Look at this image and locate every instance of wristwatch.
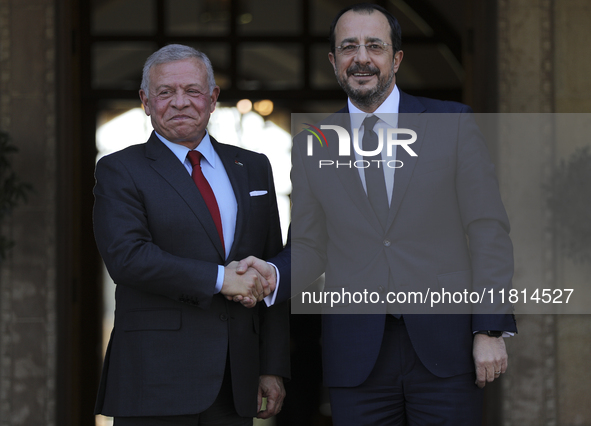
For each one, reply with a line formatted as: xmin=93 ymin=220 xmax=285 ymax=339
xmin=475 ymin=330 xmax=503 ymax=337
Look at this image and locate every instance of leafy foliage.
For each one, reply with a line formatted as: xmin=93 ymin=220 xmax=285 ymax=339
xmin=546 ymin=146 xmax=591 ymax=263
xmin=0 ymin=131 xmax=33 ymax=259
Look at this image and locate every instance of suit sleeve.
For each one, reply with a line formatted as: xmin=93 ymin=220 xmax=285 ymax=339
xmin=454 ymin=107 xmax=517 ymax=332
xmin=289 ymin=137 xmax=329 ymax=295
xmin=93 ymin=153 xmax=219 ymax=309
xmin=267 ymin=226 xmax=291 ymax=304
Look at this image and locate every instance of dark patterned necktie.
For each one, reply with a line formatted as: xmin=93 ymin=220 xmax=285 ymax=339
xmin=362 ymin=115 xmax=389 ymax=230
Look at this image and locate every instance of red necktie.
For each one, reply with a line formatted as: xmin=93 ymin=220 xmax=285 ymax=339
xmin=187 ymin=151 xmax=224 ymax=251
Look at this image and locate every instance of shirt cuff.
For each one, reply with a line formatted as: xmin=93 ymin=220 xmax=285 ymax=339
xmin=264 ymin=262 xmax=280 ymax=307
xmin=473 ymin=331 xmax=514 ymax=337
xmin=215 ymin=265 xmax=224 ymax=294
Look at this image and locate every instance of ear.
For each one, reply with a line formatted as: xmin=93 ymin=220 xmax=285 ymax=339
xmin=328 ymin=52 xmax=336 ymax=72
xmin=209 ymin=86 xmax=221 ymax=113
xmin=139 ymin=90 xmax=151 ymax=116
xmin=393 ymin=50 xmax=404 ymax=74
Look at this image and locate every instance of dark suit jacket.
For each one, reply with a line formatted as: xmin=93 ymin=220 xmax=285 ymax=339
xmin=288 ymin=91 xmax=516 ymax=387
xmin=93 ymin=132 xmax=290 ymax=417
xmin=270 ymin=227 xmax=291 ymax=304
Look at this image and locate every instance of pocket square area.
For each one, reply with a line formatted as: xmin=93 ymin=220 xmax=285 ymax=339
xmin=249 ymin=190 xmax=268 ymax=196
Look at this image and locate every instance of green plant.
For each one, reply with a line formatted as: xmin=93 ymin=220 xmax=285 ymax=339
xmin=0 ymin=131 xmax=33 ymax=259
xmin=546 ymin=146 xmax=591 ymax=263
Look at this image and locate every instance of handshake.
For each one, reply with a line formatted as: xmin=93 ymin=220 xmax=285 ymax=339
xmin=222 ymin=257 xmax=276 ymax=308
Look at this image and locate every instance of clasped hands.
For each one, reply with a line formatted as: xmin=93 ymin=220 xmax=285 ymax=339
xmin=222 ymin=257 xmax=276 ymax=308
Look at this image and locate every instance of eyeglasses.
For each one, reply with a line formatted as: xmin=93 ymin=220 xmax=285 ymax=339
xmin=336 ymin=42 xmax=392 ymax=56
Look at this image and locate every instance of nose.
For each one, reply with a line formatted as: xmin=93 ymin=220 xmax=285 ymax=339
xmin=354 ymin=45 xmax=371 ymax=63
xmin=171 ymin=91 xmax=190 ymax=108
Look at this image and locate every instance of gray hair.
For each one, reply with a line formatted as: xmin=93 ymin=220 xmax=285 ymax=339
xmin=140 ymin=44 xmax=216 ymax=96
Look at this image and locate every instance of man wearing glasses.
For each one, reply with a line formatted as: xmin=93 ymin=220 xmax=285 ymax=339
xmin=240 ymin=3 xmax=516 ymax=424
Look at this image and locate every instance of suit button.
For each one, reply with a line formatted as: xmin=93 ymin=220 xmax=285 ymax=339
xmin=383 ymin=240 xmax=391 ymax=247
xmin=220 ymin=314 xmax=228 ymax=321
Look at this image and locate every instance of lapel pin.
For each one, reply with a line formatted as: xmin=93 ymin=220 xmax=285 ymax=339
xmin=235 ymin=160 xmax=244 ymax=166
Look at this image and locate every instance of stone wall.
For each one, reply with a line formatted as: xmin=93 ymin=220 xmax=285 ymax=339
xmin=498 ymin=0 xmax=591 ymax=425
xmin=553 ymin=1 xmax=591 ymax=425
xmin=0 ymin=0 xmax=57 ymax=424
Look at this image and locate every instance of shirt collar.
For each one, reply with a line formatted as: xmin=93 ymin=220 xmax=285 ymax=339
xmin=347 ymin=85 xmax=400 ymax=130
xmin=155 ymin=131 xmax=217 ymax=168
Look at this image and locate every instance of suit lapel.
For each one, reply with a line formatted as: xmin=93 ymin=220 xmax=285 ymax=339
xmin=146 ymin=133 xmax=225 ymax=258
xmin=211 ymin=138 xmax=249 ymax=262
xmin=385 ymin=92 xmax=428 ymax=231
xmin=326 ymin=111 xmax=385 ymax=234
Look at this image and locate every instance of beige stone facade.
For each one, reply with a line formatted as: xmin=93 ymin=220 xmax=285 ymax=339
xmin=497 ymin=0 xmax=591 ymax=425
xmin=0 ymin=0 xmax=57 ymax=425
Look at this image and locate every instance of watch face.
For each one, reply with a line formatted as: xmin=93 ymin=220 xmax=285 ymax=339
xmin=488 ymin=331 xmax=503 ymax=337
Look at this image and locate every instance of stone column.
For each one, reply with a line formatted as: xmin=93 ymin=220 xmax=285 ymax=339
xmin=497 ymin=0 xmax=591 ymax=425
xmin=497 ymin=0 xmax=557 ymax=425
xmin=552 ymin=1 xmax=591 ymax=425
xmin=0 ymin=0 xmax=57 ymax=424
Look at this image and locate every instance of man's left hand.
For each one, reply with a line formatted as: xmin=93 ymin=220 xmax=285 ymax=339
xmin=256 ymin=375 xmax=285 ymax=419
xmin=473 ymin=333 xmax=508 ymax=388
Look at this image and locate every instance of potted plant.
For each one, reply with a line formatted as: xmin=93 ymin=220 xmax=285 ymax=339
xmin=0 ymin=130 xmax=33 ymax=259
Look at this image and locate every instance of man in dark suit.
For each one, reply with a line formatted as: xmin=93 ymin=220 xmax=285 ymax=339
xmin=93 ymin=44 xmax=290 ymax=425
xmin=238 ymin=4 xmax=516 ymax=425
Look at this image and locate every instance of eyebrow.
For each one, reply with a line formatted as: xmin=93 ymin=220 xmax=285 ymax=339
xmin=365 ymin=37 xmax=386 ymax=43
xmin=154 ymin=83 xmax=201 ymax=91
xmin=339 ymin=36 xmax=386 ymax=44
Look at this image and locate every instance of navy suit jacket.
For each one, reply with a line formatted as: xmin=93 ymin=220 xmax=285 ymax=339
xmin=271 ymin=227 xmax=291 ymax=304
xmin=285 ymin=91 xmax=516 ymax=387
xmin=93 ymin=133 xmax=290 ymax=417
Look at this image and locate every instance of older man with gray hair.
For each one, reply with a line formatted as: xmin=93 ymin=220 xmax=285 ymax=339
xmin=93 ymin=44 xmax=290 ymax=425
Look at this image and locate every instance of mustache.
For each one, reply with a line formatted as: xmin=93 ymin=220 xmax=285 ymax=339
xmin=346 ymin=64 xmax=380 ymax=76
